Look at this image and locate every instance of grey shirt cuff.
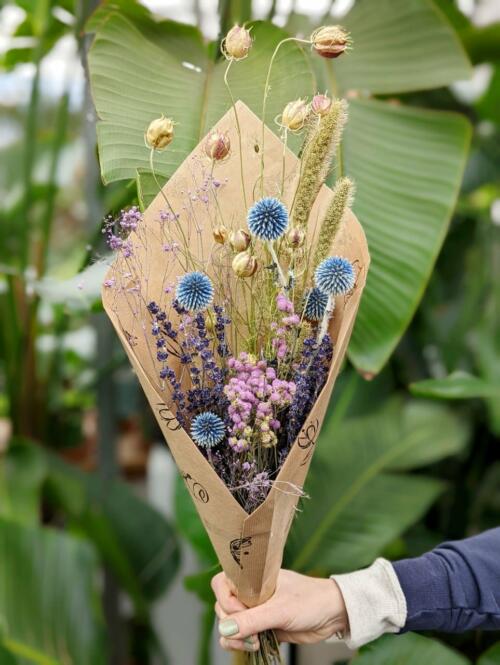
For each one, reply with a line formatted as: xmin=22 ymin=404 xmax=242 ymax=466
xmin=329 ymin=558 xmax=407 ymax=649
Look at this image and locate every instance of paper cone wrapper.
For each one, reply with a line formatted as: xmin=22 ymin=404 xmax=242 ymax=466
xmin=102 ymin=102 xmax=370 ymax=607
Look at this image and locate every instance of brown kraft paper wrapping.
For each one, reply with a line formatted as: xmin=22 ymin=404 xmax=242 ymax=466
xmin=102 ymin=101 xmax=370 ymax=607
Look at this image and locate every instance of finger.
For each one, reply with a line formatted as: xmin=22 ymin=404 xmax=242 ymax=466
xmin=214 ymin=602 xmax=227 ymax=620
xmin=210 ymin=572 xmax=225 ymax=595
xmin=218 ymin=604 xmax=278 ymax=640
xmin=219 ymin=636 xmax=260 ymax=653
xmin=216 ymin=604 xmax=259 ymax=642
xmin=216 ymin=605 xmax=260 ymax=638
xmin=275 ymin=629 xmax=293 ymax=643
xmin=211 ymin=574 xmax=246 ymax=614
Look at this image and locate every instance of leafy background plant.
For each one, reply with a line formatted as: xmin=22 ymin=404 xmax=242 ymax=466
xmin=0 ymin=0 xmax=499 ymax=664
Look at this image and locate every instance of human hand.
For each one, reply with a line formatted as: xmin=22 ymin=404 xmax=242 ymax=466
xmin=211 ymin=568 xmax=348 ymax=653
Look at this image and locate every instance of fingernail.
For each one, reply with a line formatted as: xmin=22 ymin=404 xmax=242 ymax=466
xmin=244 ymin=640 xmax=258 ymax=652
xmin=243 ymin=637 xmax=259 ymax=651
xmin=219 ymin=619 xmax=239 ymax=637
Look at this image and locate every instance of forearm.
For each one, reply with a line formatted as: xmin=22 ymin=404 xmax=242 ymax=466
xmin=330 ymin=527 xmax=500 ymax=648
xmin=394 ymin=527 xmax=500 ymax=633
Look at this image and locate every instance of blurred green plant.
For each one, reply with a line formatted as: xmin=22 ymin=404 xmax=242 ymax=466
xmin=0 ymin=516 xmax=107 ymax=665
xmin=478 ymin=642 xmax=500 ymax=665
xmin=0 ymin=439 xmax=180 ymax=663
xmin=1 ymin=0 xmax=499 ymax=664
xmin=285 ymin=392 xmax=469 ymax=573
xmin=352 ymin=632 xmax=470 ymax=665
xmin=0 ymin=1 xmax=180 ymax=663
xmin=353 ymin=633 xmax=500 ymax=665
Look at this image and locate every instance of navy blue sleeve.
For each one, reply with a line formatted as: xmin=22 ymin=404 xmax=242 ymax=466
xmin=393 ymin=528 xmax=500 ymax=633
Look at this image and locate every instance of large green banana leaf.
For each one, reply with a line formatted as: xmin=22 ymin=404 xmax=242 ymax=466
xmin=87 ymin=7 xmax=314 ymax=184
xmin=352 ymin=633 xmax=469 ymax=665
xmin=342 ymin=99 xmax=470 ymax=373
xmin=410 ymin=370 xmax=500 ymax=400
xmin=0 ymin=518 xmax=106 ymax=665
xmin=332 ymin=0 xmax=471 ymax=94
xmin=285 ymin=398 xmax=469 ymax=572
xmin=87 ymin=0 xmax=471 ymax=375
xmin=312 ymin=0 xmax=472 ymax=373
xmin=304 ymin=0 xmax=472 ymax=374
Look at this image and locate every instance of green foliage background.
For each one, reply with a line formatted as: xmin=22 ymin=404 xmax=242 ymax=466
xmin=0 ymin=0 xmax=498 ymax=664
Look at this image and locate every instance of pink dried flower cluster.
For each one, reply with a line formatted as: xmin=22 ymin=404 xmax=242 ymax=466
xmin=119 ymin=206 xmax=142 ymax=230
xmin=272 ymin=294 xmax=300 ymax=359
xmin=224 ymin=352 xmax=296 ymax=452
xmin=163 ymin=241 xmax=180 ymax=253
xmin=159 ymin=209 xmax=180 ymax=222
xmin=103 ymin=207 xmax=143 ymax=258
xmin=109 ymin=236 xmax=134 ymax=258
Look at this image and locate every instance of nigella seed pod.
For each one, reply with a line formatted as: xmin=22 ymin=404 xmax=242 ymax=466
xmin=287 ymin=227 xmax=305 ymax=249
xmin=229 ymin=229 xmax=250 ymax=252
xmin=232 ymin=252 xmax=258 ymax=278
xmin=145 ymin=115 xmax=174 ymax=150
xmin=311 ymin=93 xmax=332 ymax=116
xmin=213 ymin=225 xmax=228 ymax=244
xmin=281 ymin=99 xmax=308 ymax=132
xmin=205 ymin=131 xmax=230 ymax=161
xmin=223 ymin=25 xmax=252 ymax=60
xmin=311 ymin=26 xmax=350 ymax=59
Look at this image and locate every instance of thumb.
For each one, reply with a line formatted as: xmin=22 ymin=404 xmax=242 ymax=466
xmin=218 ymin=603 xmax=279 ymax=639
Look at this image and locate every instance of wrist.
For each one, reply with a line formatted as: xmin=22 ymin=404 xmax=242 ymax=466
xmin=322 ymin=577 xmax=349 ymax=637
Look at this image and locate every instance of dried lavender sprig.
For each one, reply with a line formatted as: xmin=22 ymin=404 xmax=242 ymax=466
xmin=287 ymin=334 xmax=333 ymax=445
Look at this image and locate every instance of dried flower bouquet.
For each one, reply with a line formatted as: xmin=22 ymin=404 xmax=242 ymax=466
xmin=102 ymin=22 xmax=369 ymax=665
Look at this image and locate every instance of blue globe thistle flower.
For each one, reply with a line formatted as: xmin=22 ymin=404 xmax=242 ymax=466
xmin=247 ymin=197 xmax=289 ymax=241
xmin=303 ymin=287 xmax=329 ymax=321
xmin=191 ymin=412 xmax=225 ymax=448
xmin=176 ymin=272 xmax=213 ymax=311
xmin=314 ymin=256 xmax=355 ymax=295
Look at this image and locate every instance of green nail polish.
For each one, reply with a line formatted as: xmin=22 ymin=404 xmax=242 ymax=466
xmin=219 ymin=619 xmax=239 ymax=637
xmin=244 ymin=640 xmax=257 ymax=652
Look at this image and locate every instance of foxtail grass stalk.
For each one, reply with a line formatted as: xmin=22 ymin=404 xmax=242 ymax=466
xmin=291 ymin=99 xmax=347 ymax=230
xmin=312 ymin=176 xmax=354 ymax=268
